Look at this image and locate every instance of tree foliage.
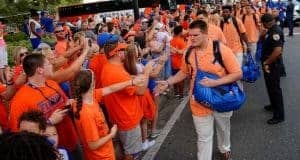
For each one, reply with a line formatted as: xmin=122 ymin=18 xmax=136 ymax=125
xmin=0 ymin=0 xmax=82 ymax=24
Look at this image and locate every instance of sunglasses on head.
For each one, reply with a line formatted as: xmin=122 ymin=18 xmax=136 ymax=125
xmin=20 ymin=52 xmax=29 ymax=57
xmin=54 ymin=30 xmax=64 ymax=33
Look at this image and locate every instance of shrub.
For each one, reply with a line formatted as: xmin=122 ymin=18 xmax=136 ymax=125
xmin=4 ymin=32 xmax=28 ymax=42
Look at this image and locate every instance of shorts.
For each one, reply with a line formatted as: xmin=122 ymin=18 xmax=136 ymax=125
xmin=0 ymin=46 xmax=8 ymax=68
xmin=30 ymin=38 xmax=41 ymax=49
xmin=118 ymin=125 xmax=142 ymax=155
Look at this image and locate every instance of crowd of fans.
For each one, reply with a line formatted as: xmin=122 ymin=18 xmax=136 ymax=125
xmin=0 ymin=0 xmax=294 ymax=160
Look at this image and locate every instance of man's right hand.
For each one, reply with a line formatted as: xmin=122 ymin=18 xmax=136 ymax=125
xmin=154 ymin=80 xmax=169 ymax=96
xmin=48 ymin=109 xmax=68 ymax=125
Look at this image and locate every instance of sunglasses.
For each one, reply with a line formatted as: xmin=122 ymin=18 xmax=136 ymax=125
xmin=20 ymin=52 xmax=29 ymax=57
xmin=54 ymin=30 xmax=64 ymax=34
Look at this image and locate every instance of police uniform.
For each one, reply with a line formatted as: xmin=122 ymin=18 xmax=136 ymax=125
xmin=261 ymin=24 xmax=285 ymax=123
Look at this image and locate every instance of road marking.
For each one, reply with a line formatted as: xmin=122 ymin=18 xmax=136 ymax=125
xmin=284 ymin=32 xmax=300 ymax=36
xmin=142 ymin=96 xmax=189 ymax=160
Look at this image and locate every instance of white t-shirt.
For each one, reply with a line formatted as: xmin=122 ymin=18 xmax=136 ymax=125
xmin=29 ymin=18 xmax=41 ymax=39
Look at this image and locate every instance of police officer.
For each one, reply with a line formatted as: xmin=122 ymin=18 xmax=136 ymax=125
xmin=261 ymin=13 xmax=285 ymax=125
xmin=286 ymin=0 xmax=295 ymax=36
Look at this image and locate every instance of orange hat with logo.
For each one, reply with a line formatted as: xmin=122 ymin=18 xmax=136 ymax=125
xmin=124 ymin=30 xmax=136 ymax=40
xmin=108 ymin=43 xmax=128 ymax=57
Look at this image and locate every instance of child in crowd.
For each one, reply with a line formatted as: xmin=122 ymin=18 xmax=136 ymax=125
xmin=44 ymin=124 xmax=70 ymax=160
xmin=71 ymin=69 xmax=146 ymax=160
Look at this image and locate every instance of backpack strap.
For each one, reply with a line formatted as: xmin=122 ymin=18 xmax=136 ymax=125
xmin=242 ymin=14 xmax=258 ymax=27
xmin=212 ymin=41 xmax=225 ymax=68
xmin=232 ymin=17 xmax=241 ymax=35
xmin=220 ymin=20 xmax=224 ymax=31
xmin=185 ymin=41 xmax=225 ymax=71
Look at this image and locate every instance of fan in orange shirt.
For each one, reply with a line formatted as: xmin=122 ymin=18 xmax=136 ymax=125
xmin=123 ymin=44 xmax=156 ymax=151
xmin=242 ymin=5 xmax=260 ymax=58
xmin=221 ymin=5 xmax=249 ymax=65
xmin=196 ymin=10 xmax=227 ymax=44
xmin=0 ymin=69 xmax=17 ymax=133
xmin=170 ymin=25 xmax=187 ymax=98
xmin=154 ymin=20 xmax=242 ymax=160
xmin=71 ymin=70 xmax=146 ymax=160
xmin=101 ymin=42 xmax=149 ymax=159
xmin=9 ymin=50 xmax=90 ymax=158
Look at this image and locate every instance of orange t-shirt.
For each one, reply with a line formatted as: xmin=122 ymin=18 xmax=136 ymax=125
xmin=144 ymin=7 xmax=152 ymax=16
xmin=170 ymin=36 xmax=187 ymax=69
xmin=101 ymin=62 xmax=143 ymax=131
xmin=222 ymin=18 xmax=246 ymax=54
xmin=179 ymin=4 xmax=186 ymax=11
xmin=9 ymin=80 xmax=78 ymax=151
xmin=55 ymin=40 xmax=68 ymax=56
xmin=243 ymin=14 xmax=259 ymax=43
xmin=75 ymin=89 xmax=115 ymax=160
xmin=180 ymin=40 xmax=242 ymax=117
xmin=13 ymin=65 xmax=23 ymax=83
xmin=89 ymin=54 xmax=108 ymax=89
xmin=208 ymin=23 xmax=227 ymax=45
xmin=0 ymin=83 xmax=8 ymax=131
xmin=139 ymin=89 xmax=156 ymax=120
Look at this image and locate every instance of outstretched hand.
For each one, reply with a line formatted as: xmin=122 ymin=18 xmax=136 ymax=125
xmin=153 ymin=80 xmax=168 ymax=96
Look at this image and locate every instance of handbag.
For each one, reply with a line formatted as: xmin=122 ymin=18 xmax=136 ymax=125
xmin=192 ymin=41 xmax=246 ymax=112
xmin=242 ymin=52 xmax=260 ymax=83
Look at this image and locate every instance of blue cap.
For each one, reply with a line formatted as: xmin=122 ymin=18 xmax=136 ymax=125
xmin=97 ymin=32 xmax=119 ymax=47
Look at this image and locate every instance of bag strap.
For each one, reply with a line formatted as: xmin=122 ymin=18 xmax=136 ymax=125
xmin=212 ymin=41 xmax=225 ymax=68
xmin=194 ymin=41 xmax=225 ymax=72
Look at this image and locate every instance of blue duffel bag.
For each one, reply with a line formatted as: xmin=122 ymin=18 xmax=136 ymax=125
xmin=187 ymin=41 xmax=246 ymax=112
xmin=242 ymin=52 xmax=260 ymax=83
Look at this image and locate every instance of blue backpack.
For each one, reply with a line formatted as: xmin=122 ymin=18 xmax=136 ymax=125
xmin=242 ymin=52 xmax=260 ymax=83
xmin=185 ymin=41 xmax=246 ymax=112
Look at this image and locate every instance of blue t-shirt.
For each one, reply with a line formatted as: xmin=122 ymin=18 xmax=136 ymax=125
xmin=41 ymin=17 xmax=54 ymax=33
xmin=141 ymin=58 xmax=156 ymax=93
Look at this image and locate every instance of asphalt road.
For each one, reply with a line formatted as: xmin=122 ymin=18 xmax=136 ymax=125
xmin=150 ymin=35 xmax=300 ymax=160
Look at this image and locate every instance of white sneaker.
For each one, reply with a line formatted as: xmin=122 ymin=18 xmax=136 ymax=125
xmin=142 ymin=140 xmax=149 ymax=151
xmin=147 ymin=139 xmax=155 ymax=148
xmin=142 ymin=139 xmax=155 ymax=151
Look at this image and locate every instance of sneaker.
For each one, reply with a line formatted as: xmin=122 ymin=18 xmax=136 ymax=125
xmin=150 ymin=130 xmax=161 ymax=139
xmin=142 ymin=139 xmax=155 ymax=151
xmin=267 ymin=118 xmax=284 ymax=125
xmin=142 ymin=140 xmax=149 ymax=151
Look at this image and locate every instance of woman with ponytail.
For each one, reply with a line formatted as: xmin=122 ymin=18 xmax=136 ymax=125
xmin=123 ymin=44 xmax=157 ymax=151
xmin=71 ymin=70 xmax=146 ymax=160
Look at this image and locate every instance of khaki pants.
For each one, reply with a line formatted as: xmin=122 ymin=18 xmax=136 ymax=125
xmin=192 ymin=111 xmax=233 ymax=160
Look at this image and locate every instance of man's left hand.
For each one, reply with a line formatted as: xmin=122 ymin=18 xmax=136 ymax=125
xmin=200 ymin=77 xmax=220 ymax=87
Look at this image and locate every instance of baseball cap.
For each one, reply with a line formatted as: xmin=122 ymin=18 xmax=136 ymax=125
xmin=97 ymin=32 xmax=119 ymax=47
xmin=108 ymin=43 xmax=128 ymax=57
